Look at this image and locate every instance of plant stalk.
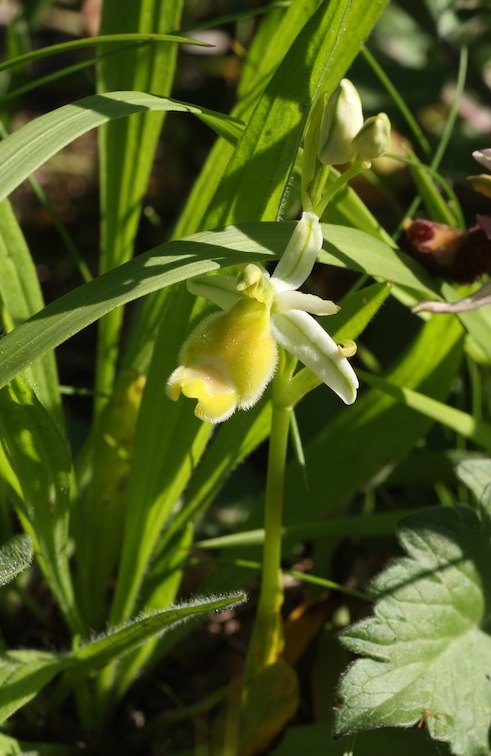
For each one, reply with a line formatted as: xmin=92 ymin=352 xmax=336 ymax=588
xmin=244 ymin=373 xmax=292 ymax=684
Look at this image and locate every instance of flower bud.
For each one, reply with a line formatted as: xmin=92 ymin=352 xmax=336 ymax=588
xmin=166 ymin=299 xmax=277 ymax=423
xmin=352 ymin=112 xmax=391 ymax=166
xmin=317 ymin=79 xmax=364 ymax=166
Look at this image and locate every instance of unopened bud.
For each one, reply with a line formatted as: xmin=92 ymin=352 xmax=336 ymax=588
xmin=317 ymin=79 xmax=364 ymax=166
xmin=352 ymin=112 xmax=391 ymax=166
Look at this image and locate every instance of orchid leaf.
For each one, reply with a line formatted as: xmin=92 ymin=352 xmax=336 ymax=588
xmin=0 ymin=91 xmax=243 ymax=206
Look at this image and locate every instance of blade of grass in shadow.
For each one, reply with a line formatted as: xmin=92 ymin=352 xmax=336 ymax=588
xmin=94 ymin=1 xmax=184 ymax=416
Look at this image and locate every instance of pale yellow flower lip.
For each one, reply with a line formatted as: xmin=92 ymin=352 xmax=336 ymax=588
xmin=167 ymin=213 xmax=359 ymax=422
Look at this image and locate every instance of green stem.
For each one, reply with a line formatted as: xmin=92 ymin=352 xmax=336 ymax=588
xmin=313 ymin=161 xmax=364 ymax=217
xmin=244 ymin=373 xmax=292 ymax=683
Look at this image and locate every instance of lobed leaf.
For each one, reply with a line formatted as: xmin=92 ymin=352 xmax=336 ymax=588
xmin=335 ymin=505 xmax=491 ymax=756
xmin=0 ymin=90 xmax=243 ymax=206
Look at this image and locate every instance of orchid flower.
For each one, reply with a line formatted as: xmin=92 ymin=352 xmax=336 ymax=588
xmin=166 ymin=212 xmax=359 ymax=423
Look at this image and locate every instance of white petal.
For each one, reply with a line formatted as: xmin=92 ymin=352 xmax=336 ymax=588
xmin=473 ymin=148 xmax=491 ymax=172
xmin=272 ymin=212 xmax=323 ymax=291
xmin=270 ymin=310 xmax=358 ymax=405
xmin=274 ymin=290 xmax=340 ymax=315
xmin=187 ymin=275 xmax=242 ymax=311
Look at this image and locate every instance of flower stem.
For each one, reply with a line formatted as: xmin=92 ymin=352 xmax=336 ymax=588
xmin=313 ymin=161 xmax=364 ymax=217
xmin=244 ymin=370 xmax=292 ymax=684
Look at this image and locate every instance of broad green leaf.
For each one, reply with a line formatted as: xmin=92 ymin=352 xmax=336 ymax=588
xmin=335 ymin=505 xmax=491 ymax=756
xmin=0 ymin=199 xmax=60 ymax=417
xmin=456 ymin=458 xmax=491 ymax=502
xmin=0 ymin=91 xmax=243 ymax=205
xmin=0 ymin=223 xmax=434 ymax=394
xmin=0 ymin=375 xmax=81 ymax=633
xmin=0 ymin=649 xmax=64 ymax=724
xmin=207 ymin=0 xmax=389 ymax=226
xmin=0 ymin=533 xmax=33 ymax=587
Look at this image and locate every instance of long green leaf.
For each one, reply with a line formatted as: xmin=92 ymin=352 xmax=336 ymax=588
xmin=357 ymin=368 xmax=491 ymax=451
xmin=72 ymin=593 xmax=246 ymax=675
xmin=0 ymin=32 xmax=204 ymax=74
xmin=0 ymin=593 xmax=245 ymax=725
xmin=0 ymin=91 xmax=243 ymax=205
xmin=94 ymin=0 xmax=184 ymax=411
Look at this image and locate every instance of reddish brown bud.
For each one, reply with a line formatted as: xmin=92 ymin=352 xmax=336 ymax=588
xmin=403 ymin=217 xmax=491 ymax=283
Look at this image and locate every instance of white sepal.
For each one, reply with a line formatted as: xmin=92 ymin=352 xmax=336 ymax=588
xmin=274 ymin=290 xmax=340 ymax=315
xmin=272 ymin=212 xmax=323 ymax=291
xmin=270 ymin=310 xmax=358 ymax=405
